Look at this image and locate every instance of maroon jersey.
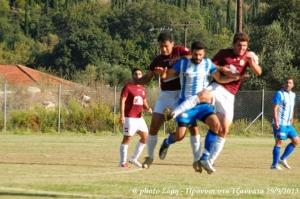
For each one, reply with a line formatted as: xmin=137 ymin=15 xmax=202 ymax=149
xmin=149 ymin=46 xmax=190 ymax=91
xmin=121 ymin=85 xmax=146 ymax=118
xmin=212 ymin=49 xmax=250 ymax=95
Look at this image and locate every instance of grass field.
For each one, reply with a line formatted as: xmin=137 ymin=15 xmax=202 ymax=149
xmin=0 ymin=133 xmax=300 ymax=199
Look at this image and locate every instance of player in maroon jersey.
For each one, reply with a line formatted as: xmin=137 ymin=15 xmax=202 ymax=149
xmin=125 ymin=31 xmax=202 ymax=169
xmin=165 ymin=32 xmax=262 ymax=167
xmin=119 ymin=68 xmax=152 ymax=168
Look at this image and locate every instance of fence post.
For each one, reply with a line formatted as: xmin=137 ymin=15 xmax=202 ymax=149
xmin=3 ymin=83 xmax=7 ymax=132
xmin=114 ymin=86 xmax=116 ymax=134
xmin=262 ymin=88 xmax=264 ymax=134
xmin=58 ymin=84 xmax=62 ymax=133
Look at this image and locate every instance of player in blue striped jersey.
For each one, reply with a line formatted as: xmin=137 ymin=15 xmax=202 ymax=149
xmin=155 ymin=41 xmax=244 ymax=173
xmin=271 ymin=77 xmax=299 ymax=170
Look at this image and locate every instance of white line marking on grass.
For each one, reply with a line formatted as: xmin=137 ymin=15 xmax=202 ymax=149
xmin=1 ymin=168 xmax=143 ymax=178
xmin=0 ymin=186 xmax=102 ymax=198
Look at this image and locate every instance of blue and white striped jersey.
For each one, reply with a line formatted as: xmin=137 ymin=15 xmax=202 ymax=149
xmin=272 ymin=89 xmax=296 ymax=126
xmin=173 ymin=58 xmax=217 ymax=100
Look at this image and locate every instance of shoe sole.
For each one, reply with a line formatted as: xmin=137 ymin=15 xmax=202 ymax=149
xmin=278 ymin=161 xmax=291 ymax=169
xmin=159 ymin=147 xmax=168 ymax=160
xmin=200 ymin=160 xmax=215 ymax=174
xmin=142 ymin=158 xmax=154 ymax=169
xmin=193 ymin=162 xmax=202 ymax=173
xmin=129 ymin=160 xmax=142 ymax=168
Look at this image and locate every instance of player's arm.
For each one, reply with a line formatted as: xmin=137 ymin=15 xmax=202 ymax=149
xmin=211 ymin=71 xmax=247 ymax=83
xmin=119 ymin=96 xmax=126 ymax=125
xmin=154 ymin=67 xmax=177 ymax=79
xmin=273 ymin=104 xmax=280 ymax=129
xmin=124 ymin=70 xmax=155 ymax=85
xmin=169 ymin=54 xmax=192 ymax=66
xmin=246 ymin=52 xmax=262 ymax=75
xmin=290 ymin=108 xmax=294 ymax=124
xmin=143 ymin=99 xmax=152 ymax=114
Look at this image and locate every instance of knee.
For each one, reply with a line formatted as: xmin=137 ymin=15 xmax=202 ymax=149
xmin=292 ymin=137 xmax=300 ymax=146
xmin=149 ymin=125 xmax=160 ymax=136
xmin=210 ymin=122 xmax=220 ymax=133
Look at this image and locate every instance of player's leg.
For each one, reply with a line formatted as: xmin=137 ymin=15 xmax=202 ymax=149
xmin=209 ymin=87 xmax=234 ymax=165
xmin=279 ymin=126 xmax=299 ymax=169
xmin=271 ymin=125 xmax=284 ymax=170
xmin=119 ymin=135 xmax=132 ymax=168
xmin=159 ymin=125 xmax=187 ymax=160
xmin=165 ymin=89 xmax=212 ymax=120
xmin=143 ymin=90 xmax=179 ymax=168
xmin=188 ymin=125 xmax=202 ymax=173
xmin=129 ymin=118 xmax=148 ymax=168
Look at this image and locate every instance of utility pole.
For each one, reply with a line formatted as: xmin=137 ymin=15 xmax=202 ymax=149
xmin=170 ymin=21 xmax=201 ymax=47
xmin=237 ymin=0 xmax=243 ymax=33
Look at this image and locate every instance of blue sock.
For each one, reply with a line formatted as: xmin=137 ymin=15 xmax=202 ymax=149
xmin=272 ymin=146 xmax=281 ymax=166
xmin=280 ymin=143 xmax=295 ymax=160
xmin=201 ymin=130 xmax=217 ymax=160
xmin=163 ymin=132 xmax=175 ymax=147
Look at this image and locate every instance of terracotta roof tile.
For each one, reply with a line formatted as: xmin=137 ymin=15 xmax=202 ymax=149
xmin=0 ymin=65 xmax=76 ymax=87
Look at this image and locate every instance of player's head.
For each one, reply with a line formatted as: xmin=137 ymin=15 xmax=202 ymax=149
xmin=157 ymin=31 xmax=174 ymax=56
xmin=190 ymin=41 xmax=205 ymax=64
xmin=132 ymin=68 xmax=142 ymax=80
xmin=283 ymin=77 xmax=294 ymax=92
xmin=232 ymin=32 xmax=249 ymax=56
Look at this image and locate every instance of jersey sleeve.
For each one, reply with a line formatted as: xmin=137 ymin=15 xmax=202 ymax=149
xmin=180 ymin=46 xmax=190 ymax=55
xmin=120 ymin=86 xmax=129 ymax=98
xmin=172 ymin=59 xmax=183 ymax=74
xmin=208 ymin=59 xmax=217 ymax=74
xmin=212 ymin=50 xmax=224 ymax=65
xmin=272 ymin=91 xmax=282 ymax=105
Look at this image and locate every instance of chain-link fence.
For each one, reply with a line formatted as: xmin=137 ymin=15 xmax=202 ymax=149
xmin=1 ymin=83 xmax=298 ymax=134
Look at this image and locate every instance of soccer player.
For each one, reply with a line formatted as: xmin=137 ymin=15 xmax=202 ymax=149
xmin=119 ymin=68 xmax=152 ymax=168
xmin=155 ymin=41 xmax=243 ymax=173
xmin=125 ymin=31 xmax=193 ymax=169
xmin=270 ymin=77 xmax=299 ymax=170
xmin=165 ymin=32 xmax=262 ymax=165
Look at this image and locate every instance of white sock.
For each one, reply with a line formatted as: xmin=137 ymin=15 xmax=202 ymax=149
xmin=174 ymin=95 xmax=200 ymax=117
xmin=190 ymin=135 xmax=201 ymax=162
xmin=131 ymin=141 xmax=146 ymax=160
xmin=209 ymin=137 xmax=225 ymax=164
xmin=120 ymin=144 xmax=128 ymax=164
xmin=147 ymin=135 xmax=158 ymax=159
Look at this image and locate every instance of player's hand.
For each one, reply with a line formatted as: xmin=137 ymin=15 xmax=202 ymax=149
xmin=246 ymin=51 xmax=259 ymax=65
xmin=240 ymin=73 xmax=250 ymax=80
xmin=124 ymin=78 xmax=134 ymax=85
xmin=119 ymin=116 xmax=125 ymax=125
xmin=154 ymin=67 xmax=167 ymax=75
xmin=146 ymin=108 xmax=153 ymax=114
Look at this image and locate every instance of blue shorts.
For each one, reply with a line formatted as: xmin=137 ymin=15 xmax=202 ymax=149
xmin=272 ymin=125 xmax=298 ymax=140
xmin=176 ymin=103 xmax=215 ymax=126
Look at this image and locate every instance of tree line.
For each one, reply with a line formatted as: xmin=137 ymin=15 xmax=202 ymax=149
xmin=0 ymin=0 xmax=300 ymax=90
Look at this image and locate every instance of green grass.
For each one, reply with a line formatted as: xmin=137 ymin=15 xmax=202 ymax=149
xmin=0 ymin=133 xmax=300 ymax=199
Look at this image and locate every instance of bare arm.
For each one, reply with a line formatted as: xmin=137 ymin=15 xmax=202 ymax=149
xmin=154 ymin=67 xmax=177 ymax=79
xmin=119 ymin=97 xmax=126 ymax=125
xmin=143 ymin=99 xmax=152 ymax=114
xmin=273 ymin=104 xmax=279 ymax=129
xmin=211 ymin=71 xmax=246 ymax=83
xmin=247 ymin=52 xmax=262 ymax=75
xmin=124 ymin=70 xmax=155 ymax=85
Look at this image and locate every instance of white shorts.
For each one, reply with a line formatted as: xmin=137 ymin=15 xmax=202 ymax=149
xmin=153 ymin=90 xmax=180 ymax=114
xmin=122 ymin=117 xmax=149 ymax=136
xmin=206 ymin=82 xmax=235 ymax=123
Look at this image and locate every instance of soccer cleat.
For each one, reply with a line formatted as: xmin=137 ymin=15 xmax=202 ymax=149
xmin=270 ymin=165 xmax=283 ymax=170
xmin=142 ymin=157 xmax=154 ymax=169
xmin=164 ymin=108 xmax=175 ymax=121
xmin=118 ymin=162 xmax=130 ymax=168
xmin=159 ymin=139 xmax=169 ymax=160
xmin=193 ymin=160 xmax=202 ymax=173
xmin=129 ymin=158 xmax=142 ymax=168
xmin=278 ymin=159 xmax=291 ymax=169
xmin=200 ymin=159 xmax=216 ymax=174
